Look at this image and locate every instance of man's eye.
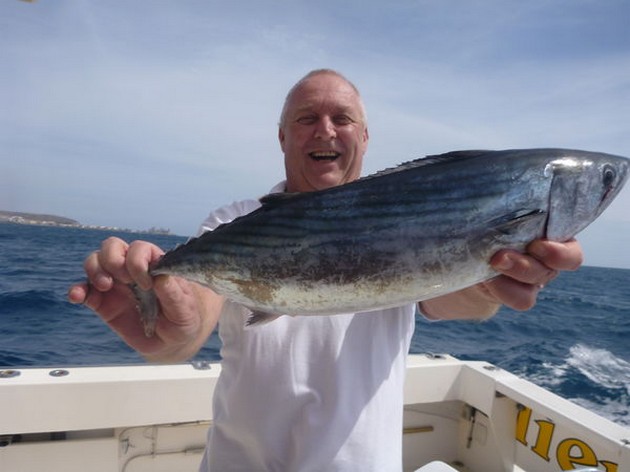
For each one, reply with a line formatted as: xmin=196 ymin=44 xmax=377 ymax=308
xmin=333 ymin=115 xmax=354 ymax=125
xmin=296 ymin=115 xmax=317 ymax=125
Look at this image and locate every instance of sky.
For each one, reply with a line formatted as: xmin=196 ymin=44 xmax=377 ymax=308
xmin=1 ymin=0 xmax=629 ymax=268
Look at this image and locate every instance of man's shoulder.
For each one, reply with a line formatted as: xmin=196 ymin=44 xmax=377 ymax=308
xmin=198 ymin=199 xmax=261 ymax=234
xmin=197 ymin=181 xmax=286 ymax=234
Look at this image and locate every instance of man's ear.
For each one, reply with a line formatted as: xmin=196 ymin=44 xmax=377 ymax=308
xmin=278 ymin=127 xmax=286 ymax=152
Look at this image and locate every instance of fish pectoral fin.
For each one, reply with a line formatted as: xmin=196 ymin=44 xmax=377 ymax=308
xmin=489 ymin=209 xmax=547 ymax=236
xmin=245 ymin=311 xmax=283 ymax=327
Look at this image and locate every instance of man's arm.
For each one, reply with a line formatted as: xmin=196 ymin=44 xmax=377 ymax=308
xmin=419 ymin=239 xmax=583 ymax=320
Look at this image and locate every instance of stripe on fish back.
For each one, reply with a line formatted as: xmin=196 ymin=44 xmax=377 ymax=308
xmin=158 ymin=149 xmax=597 ymax=274
xmin=207 ymin=153 xmax=543 ymax=246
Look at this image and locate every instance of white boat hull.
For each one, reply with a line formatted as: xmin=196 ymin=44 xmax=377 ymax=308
xmin=0 ymin=354 xmax=628 ymax=471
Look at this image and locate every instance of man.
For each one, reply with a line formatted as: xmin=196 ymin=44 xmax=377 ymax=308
xmin=68 ymin=69 xmax=583 ymax=471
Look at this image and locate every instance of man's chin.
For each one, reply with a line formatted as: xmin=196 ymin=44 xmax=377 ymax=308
xmin=289 ymin=164 xmax=357 ymax=192
xmin=308 ymin=174 xmax=347 ymax=191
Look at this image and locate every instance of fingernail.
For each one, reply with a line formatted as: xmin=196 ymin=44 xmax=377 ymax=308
xmin=67 ymin=286 xmax=83 ymax=305
xmin=494 ymin=254 xmax=513 ymax=271
xmin=95 ymin=274 xmax=112 ymax=289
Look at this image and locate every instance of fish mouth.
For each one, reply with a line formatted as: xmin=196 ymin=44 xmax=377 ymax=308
xmin=309 ymin=151 xmax=340 ymax=162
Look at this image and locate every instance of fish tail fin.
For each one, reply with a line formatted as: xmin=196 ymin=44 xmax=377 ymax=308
xmin=130 ymin=284 xmax=159 ymax=337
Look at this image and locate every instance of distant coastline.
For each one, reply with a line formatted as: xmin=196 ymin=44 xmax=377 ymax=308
xmin=0 ymin=210 xmax=172 ymax=235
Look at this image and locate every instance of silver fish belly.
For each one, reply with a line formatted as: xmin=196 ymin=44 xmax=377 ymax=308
xmin=136 ymin=148 xmax=629 ymax=333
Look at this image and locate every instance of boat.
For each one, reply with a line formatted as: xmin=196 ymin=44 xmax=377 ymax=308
xmin=0 ymin=354 xmax=628 ymax=471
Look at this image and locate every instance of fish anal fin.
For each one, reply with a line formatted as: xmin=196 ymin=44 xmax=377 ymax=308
xmin=245 ymin=311 xmax=283 ymax=327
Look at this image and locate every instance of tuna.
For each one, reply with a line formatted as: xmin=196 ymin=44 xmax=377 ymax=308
xmin=136 ymin=148 xmax=629 ymax=334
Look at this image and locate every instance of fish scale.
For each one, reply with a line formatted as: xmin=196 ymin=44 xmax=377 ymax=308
xmin=134 ymin=148 xmax=629 ymax=334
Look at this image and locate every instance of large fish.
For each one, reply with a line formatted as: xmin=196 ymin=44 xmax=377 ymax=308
xmin=136 ymin=148 xmax=628 ymax=335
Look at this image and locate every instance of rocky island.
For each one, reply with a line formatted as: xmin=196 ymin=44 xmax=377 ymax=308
xmin=0 ymin=210 xmax=171 ymax=235
xmin=0 ymin=210 xmax=79 ymax=227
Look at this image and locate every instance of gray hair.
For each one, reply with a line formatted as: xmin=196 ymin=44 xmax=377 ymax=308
xmin=278 ymin=69 xmax=367 ymax=128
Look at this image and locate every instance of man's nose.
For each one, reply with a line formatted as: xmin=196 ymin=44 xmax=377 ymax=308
xmin=314 ymin=116 xmax=336 ymax=140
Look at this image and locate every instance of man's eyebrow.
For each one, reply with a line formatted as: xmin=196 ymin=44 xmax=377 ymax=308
xmin=293 ymin=105 xmax=316 ymax=114
xmin=284 ymin=104 xmax=315 ymax=119
xmin=295 ymin=104 xmax=356 ymax=114
xmin=289 ymin=103 xmax=361 ymax=120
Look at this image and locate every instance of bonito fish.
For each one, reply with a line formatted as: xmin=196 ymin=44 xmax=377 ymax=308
xmin=136 ymin=148 xmax=628 ymax=335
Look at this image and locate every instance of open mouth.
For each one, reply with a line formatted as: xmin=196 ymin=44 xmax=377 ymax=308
xmin=309 ymin=151 xmax=340 ymax=162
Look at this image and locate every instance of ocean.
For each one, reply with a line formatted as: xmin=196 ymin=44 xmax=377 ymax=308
xmin=0 ymin=222 xmax=628 ymax=427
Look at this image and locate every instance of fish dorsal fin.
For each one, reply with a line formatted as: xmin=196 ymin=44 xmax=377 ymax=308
xmin=360 ymin=150 xmax=493 ymax=181
xmin=259 ymin=191 xmax=306 ymax=206
xmin=425 ymin=150 xmax=492 ymax=161
xmin=258 ymin=150 xmax=496 ymax=205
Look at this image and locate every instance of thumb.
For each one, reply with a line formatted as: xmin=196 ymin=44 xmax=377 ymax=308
xmin=152 ymin=276 xmax=196 ymax=324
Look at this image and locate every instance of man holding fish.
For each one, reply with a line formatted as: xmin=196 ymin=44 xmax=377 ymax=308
xmin=69 ymin=69 xmax=586 ymax=471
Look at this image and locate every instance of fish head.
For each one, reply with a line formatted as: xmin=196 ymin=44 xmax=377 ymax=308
xmin=546 ymin=150 xmax=629 ymax=241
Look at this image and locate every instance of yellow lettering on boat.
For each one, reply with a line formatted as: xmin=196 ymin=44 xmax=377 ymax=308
xmin=515 ymin=406 xmax=531 ymax=446
xmin=514 ymin=406 xmax=619 ymax=471
xmin=531 ymin=419 xmax=555 ymax=461
xmin=556 ymin=438 xmax=597 ymax=469
xmin=600 ymin=460 xmax=619 ymax=472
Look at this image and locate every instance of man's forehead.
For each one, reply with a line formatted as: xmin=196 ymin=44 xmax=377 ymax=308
xmin=292 ymin=100 xmax=358 ymax=115
xmin=288 ymin=79 xmax=362 ymax=115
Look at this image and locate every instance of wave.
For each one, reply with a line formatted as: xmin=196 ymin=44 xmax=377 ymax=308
xmin=519 ymin=343 xmax=629 ymax=426
xmin=566 ymin=343 xmax=630 ymax=391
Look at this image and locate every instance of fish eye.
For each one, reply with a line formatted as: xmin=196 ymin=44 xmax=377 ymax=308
xmin=602 ymin=165 xmax=616 ymax=188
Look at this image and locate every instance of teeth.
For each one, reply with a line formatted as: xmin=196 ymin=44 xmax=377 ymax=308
xmin=309 ymin=151 xmax=340 ymax=161
xmin=312 ymin=151 xmax=338 ymax=156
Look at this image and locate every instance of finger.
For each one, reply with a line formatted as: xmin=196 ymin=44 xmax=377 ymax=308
xmin=126 ymin=241 xmax=165 ymax=290
xmin=151 ymin=276 xmax=208 ymax=344
xmin=67 ymin=280 xmax=106 ymax=311
xmin=97 ymin=237 xmax=133 ymax=284
xmin=491 ymin=250 xmax=559 ymax=287
xmin=83 ymin=251 xmax=114 ymax=291
xmin=153 ymin=277 xmax=195 ymax=321
xmin=483 ymin=276 xmax=544 ymax=311
xmin=67 ymin=282 xmax=89 ymax=305
xmin=527 ymin=238 xmax=583 ymax=271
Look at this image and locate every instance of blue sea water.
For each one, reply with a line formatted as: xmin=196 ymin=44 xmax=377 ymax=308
xmin=0 ymin=222 xmax=628 ymax=427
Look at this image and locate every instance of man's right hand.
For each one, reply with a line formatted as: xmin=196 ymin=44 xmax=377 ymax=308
xmin=68 ymin=237 xmax=222 ymax=362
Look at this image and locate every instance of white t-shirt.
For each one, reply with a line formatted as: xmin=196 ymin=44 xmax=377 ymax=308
xmin=199 ymin=183 xmax=416 ymax=472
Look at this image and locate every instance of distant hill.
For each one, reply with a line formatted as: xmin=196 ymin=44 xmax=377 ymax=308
xmin=0 ymin=211 xmax=80 ymax=226
xmin=0 ymin=210 xmax=172 ymax=235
